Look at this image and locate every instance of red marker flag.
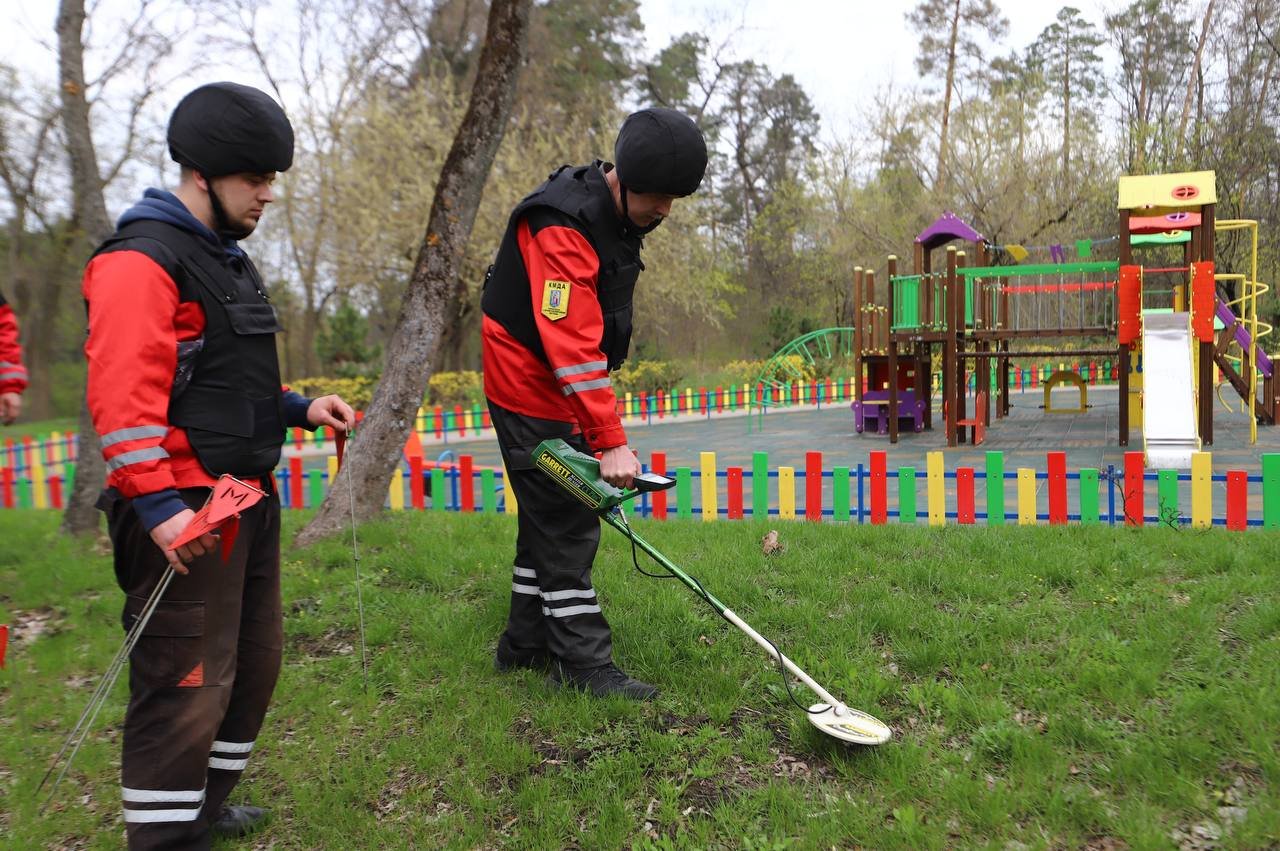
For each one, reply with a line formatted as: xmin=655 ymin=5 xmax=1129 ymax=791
xmin=0 ymin=624 xmax=8 ymax=669
xmin=171 ymin=475 xmax=267 ymax=560
xmin=334 ymin=428 xmax=347 ymax=468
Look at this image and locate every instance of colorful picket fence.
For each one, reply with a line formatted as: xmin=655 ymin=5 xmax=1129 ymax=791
xmin=113 ymin=448 xmax=1277 ymax=531
xmin=5 ymin=446 xmax=1277 ymax=529
xmin=0 ymin=360 xmax=1120 ymax=464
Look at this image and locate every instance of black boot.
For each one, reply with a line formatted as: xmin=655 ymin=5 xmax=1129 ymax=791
xmin=495 ymin=633 xmax=552 ymax=672
xmin=548 ymin=661 xmax=658 ymax=701
xmin=211 ymin=804 xmax=268 ymax=838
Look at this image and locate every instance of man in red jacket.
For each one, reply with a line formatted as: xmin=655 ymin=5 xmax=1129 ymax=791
xmin=0 ymin=289 xmax=28 ymax=424
xmin=481 ymin=108 xmax=707 ymax=700
xmin=83 ymin=82 xmax=353 ymax=849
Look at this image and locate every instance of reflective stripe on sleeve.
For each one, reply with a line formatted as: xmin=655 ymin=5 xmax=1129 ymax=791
xmin=561 ymin=377 xmax=612 ymax=396
xmin=552 ymin=360 xmax=607 ymax=379
xmin=106 ymin=446 xmax=170 ymax=471
xmin=101 ymin=425 xmax=169 ymax=448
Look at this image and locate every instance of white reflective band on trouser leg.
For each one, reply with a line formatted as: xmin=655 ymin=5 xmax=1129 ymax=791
xmin=539 ymin=588 xmax=596 ymax=602
xmin=123 ymin=807 xmax=204 ymax=823
xmin=512 ymin=582 xmax=540 ymax=595
xmin=122 ymin=786 xmax=206 ymax=803
xmin=513 ymin=566 xmax=537 ymax=579
xmin=209 ymin=756 xmax=249 ymax=770
xmin=211 ymin=740 xmax=255 ymax=754
xmin=542 ymin=604 xmax=603 ymax=618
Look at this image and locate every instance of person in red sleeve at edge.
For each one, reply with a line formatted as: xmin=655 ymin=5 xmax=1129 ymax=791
xmin=0 ymin=288 xmax=29 ymax=424
xmin=82 ymin=82 xmax=353 ymax=849
xmin=482 ymin=108 xmax=708 ymax=700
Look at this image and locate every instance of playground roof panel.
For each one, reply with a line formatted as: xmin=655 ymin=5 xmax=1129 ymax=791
xmin=915 ymin=211 xmax=984 ymax=249
xmin=1117 ymin=171 xmax=1217 ymax=210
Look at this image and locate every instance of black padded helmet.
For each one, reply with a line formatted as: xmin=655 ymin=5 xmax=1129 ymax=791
xmin=613 ymin=107 xmax=707 ymax=197
xmin=167 ymin=82 xmax=294 ymax=176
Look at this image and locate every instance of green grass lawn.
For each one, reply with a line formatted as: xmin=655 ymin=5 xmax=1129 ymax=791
xmin=2 ymin=511 xmax=1278 ymax=849
xmin=0 ymin=416 xmax=78 ymax=442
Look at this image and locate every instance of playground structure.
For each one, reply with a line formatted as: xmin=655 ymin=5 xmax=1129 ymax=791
xmin=852 ymin=170 xmax=1277 ymax=467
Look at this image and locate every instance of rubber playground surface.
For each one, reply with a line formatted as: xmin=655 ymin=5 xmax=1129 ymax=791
xmin=416 ymin=386 xmax=1279 ymax=524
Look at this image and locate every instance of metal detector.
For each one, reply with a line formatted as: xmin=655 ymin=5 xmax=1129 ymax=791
xmin=533 ymin=440 xmax=892 ymax=746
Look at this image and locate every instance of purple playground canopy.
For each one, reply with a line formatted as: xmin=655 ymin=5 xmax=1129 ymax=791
xmin=915 ymin=211 xmax=984 ymax=251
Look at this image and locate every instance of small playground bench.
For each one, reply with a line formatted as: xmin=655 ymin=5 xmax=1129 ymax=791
xmin=853 ymin=389 xmax=925 ymax=434
xmin=954 ymin=391 xmax=988 ymax=445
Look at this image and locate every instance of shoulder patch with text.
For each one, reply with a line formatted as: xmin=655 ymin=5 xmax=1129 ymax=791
xmin=541 ymin=280 xmax=571 ymax=320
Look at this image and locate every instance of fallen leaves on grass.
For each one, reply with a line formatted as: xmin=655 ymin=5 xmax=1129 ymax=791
xmin=761 ymin=530 xmax=783 ymax=556
xmin=9 ymin=607 xmax=61 ymax=644
xmin=288 ymin=628 xmax=355 ymax=659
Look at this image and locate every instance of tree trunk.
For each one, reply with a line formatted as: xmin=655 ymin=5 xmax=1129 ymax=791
xmin=1178 ymin=0 xmax=1215 ymax=161
xmin=936 ymin=0 xmax=961 ymax=194
xmin=296 ymin=0 xmax=533 ymax=546
xmin=57 ymin=0 xmax=113 ymax=536
xmin=1062 ymin=48 xmax=1071 ymax=179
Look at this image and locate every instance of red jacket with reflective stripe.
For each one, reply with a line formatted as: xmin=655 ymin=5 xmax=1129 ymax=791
xmin=0 ymin=292 xmax=27 ymax=395
xmin=482 ymin=213 xmax=627 ymax=450
xmin=82 ymin=250 xmax=220 ymax=497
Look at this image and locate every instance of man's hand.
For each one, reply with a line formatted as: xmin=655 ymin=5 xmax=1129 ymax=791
xmin=306 ymin=395 xmax=356 ymax=432
xmin=149 ymin=508 xmax=217 ymax=575
xmin=598 ymin=445 xmax=640 ymax=489
xmin=0 ymin=392 xmax=20 ymax=425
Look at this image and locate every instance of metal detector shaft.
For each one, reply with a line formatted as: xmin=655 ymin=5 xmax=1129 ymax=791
xmin=601 ymin=511 xmax=845 ymax=710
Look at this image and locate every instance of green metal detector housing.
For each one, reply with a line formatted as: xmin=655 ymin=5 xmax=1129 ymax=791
xmin=532 ymin=439 xmax=892 ymax=747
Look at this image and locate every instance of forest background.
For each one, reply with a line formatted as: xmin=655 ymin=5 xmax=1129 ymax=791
xmin=3 ymin=0 xmax=1278 ymax=419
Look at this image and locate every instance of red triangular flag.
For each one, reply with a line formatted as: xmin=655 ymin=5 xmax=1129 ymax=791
xmin=169 ymin=475 xmax=264 ymax=559
xmin=206 ymin=475 xmax=266 ymax=526
xmin=170 ymin=502 xmax=217 ymax=551
xmin=334 ymin=429 xmax=347 ymax=468
xmin=219 ymin=515 xmax=240 ymax=562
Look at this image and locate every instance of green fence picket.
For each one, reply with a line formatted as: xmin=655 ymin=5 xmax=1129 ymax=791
xmin=308 ymin=470 xmax=325 ymax=509
xmin=1079 ymin=469 xmax=1099 ymax=524
xmin=898 ymin=467 xmax=916 ymax=523
xmin=833 ymin=466 xmax=850 ymax=521
xmin=482 ymin=469 xmax=497 ymax=512
xmin=1262 ymin=454 xmax=1279 ymax=528
xmin=431 ymin=468 xmax=447 ymax=511
xmin=1157 ymin=469 xmax=1179 ymax=526
xmin=676 ymin=467 xmax=693 ymax=519
xmin=752 ymin=451 xmax=769 ymax=519
xmin=985 ymin=451 xmax=1005 ymax=525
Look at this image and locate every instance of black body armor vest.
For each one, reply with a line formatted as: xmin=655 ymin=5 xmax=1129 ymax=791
xmin=481 ymin=161 xmax=644 ymax=370
xmin=92 ymin=219 xmax=286 ymax=478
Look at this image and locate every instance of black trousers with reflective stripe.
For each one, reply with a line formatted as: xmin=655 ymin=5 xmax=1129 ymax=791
xmin=488 ymin=403 xmax=613 ymax=668
xmin=105 ymin=486 xmax=282 ymax=851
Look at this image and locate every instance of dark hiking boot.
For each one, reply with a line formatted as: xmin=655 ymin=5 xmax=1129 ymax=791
xmin=494 ymin=634 xmax=552 ymax=672
xmin=548 ymin=662 xmax=659 ymax=701
xmin=211 ymin=804 xmax=268 ymax=838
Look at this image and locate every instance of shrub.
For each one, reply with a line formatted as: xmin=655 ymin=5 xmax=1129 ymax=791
xmin=287 ymin=376 xmax=377 ymax=410
xmin=611 ymin=360 xmax=684 ymax=394
xmin=427 ymin=370 xmax=484 ymax=408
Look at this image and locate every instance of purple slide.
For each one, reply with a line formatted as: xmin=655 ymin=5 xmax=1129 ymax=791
xmin=1215 ymin=299 xmax=1273 ymax=378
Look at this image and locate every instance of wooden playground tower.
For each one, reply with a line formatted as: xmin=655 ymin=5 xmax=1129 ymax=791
xmin=853 ymin=171 xmax=1276 ymax=456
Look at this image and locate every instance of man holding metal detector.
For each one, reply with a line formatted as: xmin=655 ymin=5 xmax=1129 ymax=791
xmin=481 ymin=108 xmax=708 ymax=701
xmin=79 ymin=83 xmax=353 ymax=848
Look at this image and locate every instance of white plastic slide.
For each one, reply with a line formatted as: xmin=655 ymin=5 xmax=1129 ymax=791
xmin=1142 ymin=311 xmax=1201 ymax=468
